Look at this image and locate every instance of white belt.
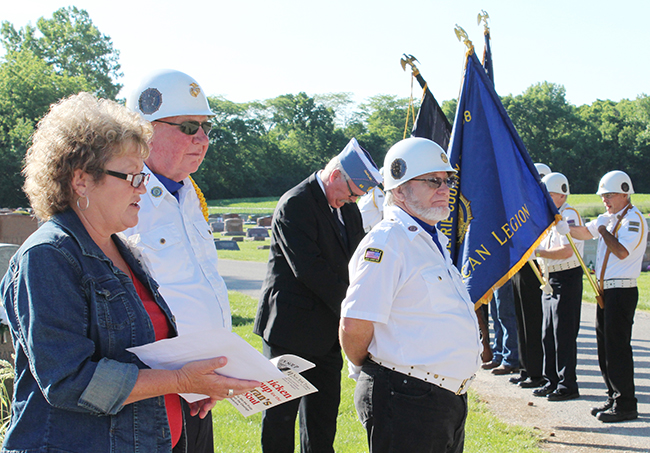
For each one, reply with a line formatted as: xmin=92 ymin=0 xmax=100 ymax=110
xmin=547 ymin=259 xmax=581 ymax=273
xmin=369 ymin=355 xmax=474 ymax=395
xmin=604 ymin=278 xmax=637 ymax=289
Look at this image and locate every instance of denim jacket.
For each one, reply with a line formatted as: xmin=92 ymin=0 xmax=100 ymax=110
xmin=0 ymin=209 xmax=182 ymax=453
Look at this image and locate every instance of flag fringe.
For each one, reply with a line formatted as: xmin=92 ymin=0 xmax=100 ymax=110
xmin=473 ymin=213 xmax=563 ymax=309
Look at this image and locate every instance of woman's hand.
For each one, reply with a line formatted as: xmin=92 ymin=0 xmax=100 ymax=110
xmin=125 ymin=356 xmax=260 ymax=406
xmin=176 ymin=356 xmax=260 ymax=401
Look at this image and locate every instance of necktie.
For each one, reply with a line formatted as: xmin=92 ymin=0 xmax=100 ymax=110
xmin=333 ymin=208 xmax=349 ymax=248
xmin=430 ymin=229 xmax=444 ymax=256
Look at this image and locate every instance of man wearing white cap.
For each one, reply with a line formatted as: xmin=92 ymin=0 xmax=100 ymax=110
xmin=570 ymin=170 xmax=646 ymax=423
xmin=254 ymin=138 xmax=382 ymax=452
xmin=532 ymin=172 xmax=584 ymax=402
xmin=340 ymin=137 xmax=481 ymax=452
xmin=124 ymin=69 xmax=247 ymax=452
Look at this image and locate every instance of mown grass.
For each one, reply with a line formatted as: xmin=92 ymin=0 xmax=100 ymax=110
xmin=212 ymin=292 xmax=544 ymax=452
xmin=215 ymin=237 xmax=272 ymax=262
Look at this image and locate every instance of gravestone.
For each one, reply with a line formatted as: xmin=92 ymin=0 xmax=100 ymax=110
xmin=223 ymin=218 xmax=244 ymax=236
xmin=246 ymin=227 xmax=269 ymax=241
xmin=210 ymin=221 xmax=224 ymax=233
xmin=257 ymin=216 xmax=273 ymax=228
xmin=0 ymin=243 xmax=19 ymax=364
xmin=223 ymin=213 xmax=240 ymax=220
xmin=214 ymin=240 xmax=240 ymax=251
xmin=0 ymin=213 xmax=38 ymax=245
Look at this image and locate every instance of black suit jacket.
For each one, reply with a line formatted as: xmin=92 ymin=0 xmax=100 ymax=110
xmin=253 ymin=172 xmax=365 ymax=356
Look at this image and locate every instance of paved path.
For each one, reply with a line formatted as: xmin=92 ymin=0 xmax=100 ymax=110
xmin=474 ymin=302 xmax=650 ymax=452
xmin=218 ymin=259 xmax=267 ymax=299
xmin=218 ymin=259 xmax=650 ymax=451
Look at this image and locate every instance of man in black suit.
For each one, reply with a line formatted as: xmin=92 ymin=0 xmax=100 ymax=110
xmin=254 ymin=138 xmax=382 ymax=452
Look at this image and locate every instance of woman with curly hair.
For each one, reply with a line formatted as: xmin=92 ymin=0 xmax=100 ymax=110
xmin=0 ymin=93 xmax=258 ymax=452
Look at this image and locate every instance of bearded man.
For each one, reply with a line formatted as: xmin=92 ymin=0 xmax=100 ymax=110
xmin=339 ymin=137 xmax=482 ymax=453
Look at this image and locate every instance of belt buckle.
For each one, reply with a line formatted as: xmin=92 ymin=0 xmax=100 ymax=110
xmin=455 ymin=375 xmax=475 ymax=395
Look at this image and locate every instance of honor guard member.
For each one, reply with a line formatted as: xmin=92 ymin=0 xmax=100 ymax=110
xmin=509 ymin=164 xmax=550 ymax=388
xmin=570 ymin=170 xmax=647 ymax=422
xmin=254 ymin=138 xmax=382 ymax=453
xmin=532 ymin=173 xmax=584 ymax=401
xmin=358 ymin=168 xmax=385 ymax=232
xmin=125 ymin=69 xmax=248 ymax=452
xmin=340 ymin=137 xmax=481 ymax=453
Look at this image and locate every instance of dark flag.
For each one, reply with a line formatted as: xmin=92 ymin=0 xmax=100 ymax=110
xmin=438 ymin=50 xmax=560 ymax=307
xmin=411 ymin=72 xmax=452 ymax=150
xmin=482 ymin=29 xmax=494 ymax=84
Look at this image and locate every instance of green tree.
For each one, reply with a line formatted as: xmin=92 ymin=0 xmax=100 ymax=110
xmin=264 ymin=92 xmax=347 ymax=177
xmin=1 ymin=7 xmax=122 ymax=99
xmin=441 ymin=98 xmax=458 ymax=125
xmin=0 ymin=49 xmax=89 ymax=206
xmin=352 ymin=94 xmax=411 ymax=164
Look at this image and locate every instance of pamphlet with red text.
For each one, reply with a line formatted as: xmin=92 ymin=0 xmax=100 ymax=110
xmin=228 ymin=354 xmax=317 ymax=417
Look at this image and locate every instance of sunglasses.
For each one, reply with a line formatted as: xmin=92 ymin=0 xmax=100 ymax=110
xmin=154 ymin=120 xmax=212 ymax=136
xmin=105 ymin=169 xmax=150 ymax=188
xmin=344 ymin=179 xmax=362 ymax=199
xmin=410 ymin=176 xmax=459 ymax=190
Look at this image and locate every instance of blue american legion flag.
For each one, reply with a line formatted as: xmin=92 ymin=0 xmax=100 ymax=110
xmin=438 ymin=50 xmax=560 ymax=307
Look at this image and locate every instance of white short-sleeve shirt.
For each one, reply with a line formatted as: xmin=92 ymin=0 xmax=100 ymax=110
xmin=587 ymin=205 xmax=647 ymax=280
xmin=539 ymin=202 xmax=584 ymax=267
xmin=341 ymin=205 xmax=481 ymax=381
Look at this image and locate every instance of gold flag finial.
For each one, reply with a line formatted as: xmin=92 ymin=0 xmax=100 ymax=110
xmin=454 ymin=25 xmax=474 ymax=54
xmin=400 ymin=54 xmax=420 ymax=77
xmin=477 ymin=10 xmax=490 ymax=34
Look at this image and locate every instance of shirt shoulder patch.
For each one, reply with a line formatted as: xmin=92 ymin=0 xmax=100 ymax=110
xmin=364 ymin=248 xmax=383 ymax=263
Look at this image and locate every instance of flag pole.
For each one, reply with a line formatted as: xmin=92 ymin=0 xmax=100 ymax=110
xmin=566 ymin=233 xmax=604 ymax=308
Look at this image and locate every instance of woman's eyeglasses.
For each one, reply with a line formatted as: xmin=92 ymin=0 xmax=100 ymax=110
xmin=154 ymin=120 xmax=212 ymax=136
xmin=410 ymin=176 xmax=459 ymax=190
xmin=105 ymin=170 xmax=150 ymax=188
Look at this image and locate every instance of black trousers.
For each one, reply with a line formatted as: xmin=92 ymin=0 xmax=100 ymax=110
xmin=512 ymin=265 xmax=544 ymax=379
xmin=596 ymin=287 xmax=638 ymax=411
xmin=261 ymin=340 xmax=342 ymax=453
xmin=176 ymin=402 xmax=214 ymax=453
xmin=355 ymin=360 xmax=467 ymax=453
xmin=541 ymin=267 xmax=583 ymax=393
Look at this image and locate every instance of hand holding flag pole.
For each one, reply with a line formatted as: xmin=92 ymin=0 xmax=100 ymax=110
xmin=567 ymin=233 xmax=604 ymax=308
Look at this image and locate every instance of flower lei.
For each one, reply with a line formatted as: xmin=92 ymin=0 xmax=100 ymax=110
xmin=189 ymin=176 xmax=209 ymax=222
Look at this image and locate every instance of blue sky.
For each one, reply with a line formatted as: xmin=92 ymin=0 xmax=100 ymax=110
xmin=2 ymin=0 xmax=648 ymax=107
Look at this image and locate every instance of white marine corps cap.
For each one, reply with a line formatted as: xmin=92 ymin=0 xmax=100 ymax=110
xmin=127 ymin=69 xmax=214 ymax=121
xmin=534 ymin=163 xmax=552 ymax=179
xmin=596 ymin=170 xmax=634 ymax=195
xmin=542 ymin=172 xmax=570 ymax=195
xmin=383 ymin=137 xmax=455 ymax=191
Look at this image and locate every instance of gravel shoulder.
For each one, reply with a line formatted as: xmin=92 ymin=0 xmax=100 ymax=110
xmin=473 ymin=302 xmax=650 ymax=452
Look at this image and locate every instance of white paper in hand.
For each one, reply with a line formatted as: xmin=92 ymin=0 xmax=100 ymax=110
xmin=127 ymin=329 xmax=285 ymax=402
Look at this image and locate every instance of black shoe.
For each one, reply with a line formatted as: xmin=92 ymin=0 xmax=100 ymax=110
xmin=533 ymin=386 xmax=555 ymax=397
xmin=547 ymin=390 xmax=580 ymax=402
xmin=590 ymin=399 xmax=614 ymax=417
xmin=596 ymin=408 xmax=638 ymax=423
xmin=509 ymin=375 xmax=526 ymax=384
xmin=519 ymin=377 xmax=546 ymax=388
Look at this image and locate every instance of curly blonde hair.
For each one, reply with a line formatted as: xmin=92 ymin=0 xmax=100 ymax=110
xmin=23 ymin=92 xmax=153 ymax=220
